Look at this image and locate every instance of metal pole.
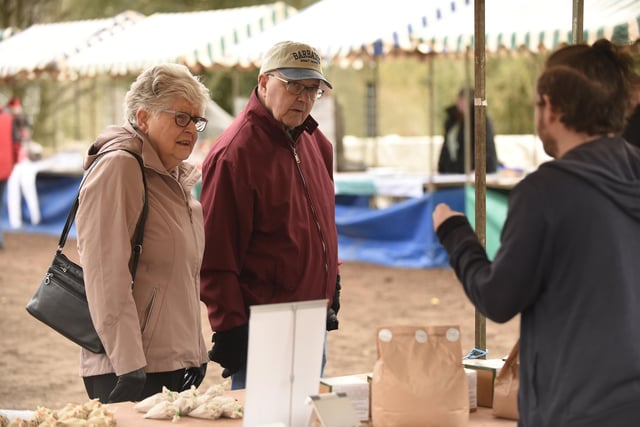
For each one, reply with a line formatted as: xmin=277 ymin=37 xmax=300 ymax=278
xmin=428 ymin=54 xmax=435 ymax=182
xmin=572 ymin=0 xmax=584 ymax=44
xmin=474 ymin=0 xmax=487 ymax=356
xmin=464 ymin=49 xmax=472 ymax=178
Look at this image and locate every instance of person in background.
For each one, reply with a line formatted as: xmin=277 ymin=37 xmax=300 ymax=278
xmin=75 ymin=63 xmax=210 ymax=403
xmin=432 ymin=39 xmax=640 ymax=426
xmin=437 ymin=88 xmax=498 ymax=174
xmin=6 ymin=96 xmax=29 ymax=163
xmin=200 ymin=40 xmax=341 ymax=390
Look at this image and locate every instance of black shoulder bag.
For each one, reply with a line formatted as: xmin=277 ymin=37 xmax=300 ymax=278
xmin=26 ymin=149 xmax=148 ymax=354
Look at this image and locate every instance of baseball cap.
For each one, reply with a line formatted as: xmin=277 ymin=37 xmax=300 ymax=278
xmin=259 ymin=41 xmax=332 ymax=89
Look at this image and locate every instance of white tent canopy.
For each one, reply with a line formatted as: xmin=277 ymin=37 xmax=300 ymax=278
xmin=221 ymin=0 xmax=446 ymax=68
xmin=222 ymin=0 xmax=640 ymax=69
xmin=3 ymin=0 xmax=636 ymax=80
xmin=67 ymin=2 xmax=295 ymax=77
xmin=0 ymin=2 xmax=295 ymax=80
xmin=415 ymin=0 xmax=640 ymax=54
xmin=0 ymin=11 xmax=143 ymax=79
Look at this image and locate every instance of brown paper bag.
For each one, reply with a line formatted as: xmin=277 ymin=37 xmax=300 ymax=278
xmin=371 ymin=325 xmax=469 ymax=427
xmin=492 ymin=339 xmax=519 ymax=420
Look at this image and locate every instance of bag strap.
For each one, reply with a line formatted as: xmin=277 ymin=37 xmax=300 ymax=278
xmin=57 ymin=149 xmax=148 ymax=286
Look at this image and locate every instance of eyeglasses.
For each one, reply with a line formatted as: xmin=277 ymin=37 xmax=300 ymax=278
xmin=160 ymin=110 xmax=208 ymax=132
xmin=266 ymin=74 xmax=325 ymax=100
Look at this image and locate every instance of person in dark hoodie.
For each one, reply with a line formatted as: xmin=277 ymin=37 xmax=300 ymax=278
xmin=437 ymin=87 xmax=498 ymax=174
xmin=75 ymin=63 xmax=210 ymax=403
xmin=432 ymin=39 xmax=640 ymax=427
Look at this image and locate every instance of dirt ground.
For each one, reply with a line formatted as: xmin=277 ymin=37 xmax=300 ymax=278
xmin=0 ymin=231 xmax=519 ymax=410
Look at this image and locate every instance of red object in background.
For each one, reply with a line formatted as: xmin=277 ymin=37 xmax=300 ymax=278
xmin=0 ymin=112 xmax=15 ymax=180
xmin=7 ymin=96 xmax=21 ymax=108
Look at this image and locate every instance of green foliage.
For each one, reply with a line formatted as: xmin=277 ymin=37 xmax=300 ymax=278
xmin=199 ymin=68 xmax=257 ymax=114
xmin=327 ymin=54 xmax=542 ymax=138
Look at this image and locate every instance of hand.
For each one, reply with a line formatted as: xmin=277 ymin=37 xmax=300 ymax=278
xmin=182 ymin=363 xmax=208 ymax=390
xmin=107 ymin=368 xmax=146 ymax=403
xmin=208 ymin=324 xmax=248 ymax=377
xmin=432 ymin=203 xmax=465 ymax=231
xmin=326 ymin=274 xmax=341 ymax=331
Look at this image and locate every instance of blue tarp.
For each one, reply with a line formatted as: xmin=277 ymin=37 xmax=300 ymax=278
xmin=1 ymin=174 xmax=81 ymax=238
xmin=335 ymin=187 xmax=466 ymax=268
xmin=4 ymin=176 xmax=506 ymax=269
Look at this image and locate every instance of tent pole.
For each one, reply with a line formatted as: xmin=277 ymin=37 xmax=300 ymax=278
xmin=463 ymin=50 xmax=472 ymax=177
xmin=74 ymin=80 xmax=81 ymax=142
xmin=473 ymin=0 xmax=487 ymax=357
xmin=572 ymin=0 xmax=584 ymax=44
xmin=427 ymin=54 xmax=435 ymax=183
xmin=90 ymin=78 xmax=97 ymax=142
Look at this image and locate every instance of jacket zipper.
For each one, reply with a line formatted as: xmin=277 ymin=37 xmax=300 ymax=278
xmin=290 ymin=144 xmax=329 ymax=279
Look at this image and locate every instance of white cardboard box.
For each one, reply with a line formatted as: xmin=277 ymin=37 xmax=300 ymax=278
xmin=463 ymin=359 xmax=505 ymax=408
xmin=319 ymin=374 xmax=371 ymax=421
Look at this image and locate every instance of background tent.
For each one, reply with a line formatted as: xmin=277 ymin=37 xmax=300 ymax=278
xmin=66 ymin=2 xmax=295 ymax=78
xmin=221 ymin=0 xmax=639 ymax=68
xmin=415 ymin=0 xmax=640 ymax=54
xmin=0 ymin=3 xmax=295 ymax=80
xmin=0 ymin=11 xmax=143 ymax=80
xmin=220 ymin=0 xmax=453 ymax=68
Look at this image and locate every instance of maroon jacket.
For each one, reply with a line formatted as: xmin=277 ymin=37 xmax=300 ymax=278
xmin=200 ymin=88 xmax=339 ymax=332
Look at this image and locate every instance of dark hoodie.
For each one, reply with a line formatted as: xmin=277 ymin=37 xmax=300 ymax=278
xmin=437 ymin=137 xmax=640 ymax=426
xmin=438 ymin=103 xmax=499 ymax=174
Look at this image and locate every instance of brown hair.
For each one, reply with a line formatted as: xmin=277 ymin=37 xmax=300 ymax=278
xmin=536 ymin=39 xmax=637 ymax=134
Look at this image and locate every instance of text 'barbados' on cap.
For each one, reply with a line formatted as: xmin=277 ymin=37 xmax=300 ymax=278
xmin=259 ymin=41 xmax=332 ymax=89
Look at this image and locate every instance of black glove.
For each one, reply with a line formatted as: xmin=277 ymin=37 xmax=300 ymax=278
xmin=182 ymin=363 xmax=208 ymax=390
xmin=107 ymin=368 xmax=146 ymax=403
xmin=208 ymin=324 xmax=249 ymax=378
xmin=326 ymin=274 xmax=341 ymax=331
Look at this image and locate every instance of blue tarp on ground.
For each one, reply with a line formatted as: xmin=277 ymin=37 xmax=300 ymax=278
xmin=4 ymin=176 xmax=497 ymax=269
xmin=335 ymin=187 xmax=466 ymax=269
xmin=1 ymin=174 xmax=81 ymax=238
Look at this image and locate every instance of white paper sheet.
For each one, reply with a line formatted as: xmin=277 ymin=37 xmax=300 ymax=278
xmin=243 ymin=299 xmax=327 ymax=427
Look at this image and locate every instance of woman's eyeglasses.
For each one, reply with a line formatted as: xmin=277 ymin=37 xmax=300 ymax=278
xmin=160 ymin=110 xmax=208 ymax=132
xmin=267 ymin=74 xmax=325 ymax=100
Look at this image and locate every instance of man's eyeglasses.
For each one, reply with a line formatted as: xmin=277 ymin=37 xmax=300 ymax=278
xmin=266 ymin=74 xmax=325 ymax=100
xmin=160 ymin=110 xmax=208 ymax=132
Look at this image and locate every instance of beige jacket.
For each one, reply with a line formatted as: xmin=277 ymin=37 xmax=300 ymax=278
xmin=76 ymin=122 xmax=208 ymax=377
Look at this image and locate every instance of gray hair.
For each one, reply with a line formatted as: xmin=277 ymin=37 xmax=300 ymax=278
xmin=124 ymin=63 xmax=210 ymax=127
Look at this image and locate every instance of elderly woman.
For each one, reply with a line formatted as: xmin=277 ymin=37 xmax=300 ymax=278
xmin=76 ymin=63 xmax=211 ymax=403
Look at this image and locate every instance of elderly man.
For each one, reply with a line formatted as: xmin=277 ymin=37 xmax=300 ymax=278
xmin=200 ymin=41 xmax=341 ymax=390
xmin=433 ymin=39 xmax=640 ymax=427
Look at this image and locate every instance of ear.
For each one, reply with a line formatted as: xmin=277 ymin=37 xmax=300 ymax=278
xmin=258 ymin=73 xmax=268 ymax=92
xmin=136 ymin=109 xmax=150 ymax=133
